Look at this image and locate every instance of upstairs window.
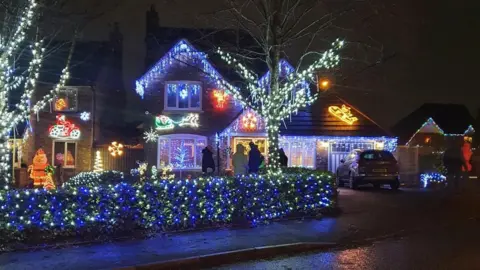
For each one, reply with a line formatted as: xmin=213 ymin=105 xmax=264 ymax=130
xmin=54 ymin=88 xmax=78 ymax=112
xmin=165 ymin=81 xmax=201 ymax=111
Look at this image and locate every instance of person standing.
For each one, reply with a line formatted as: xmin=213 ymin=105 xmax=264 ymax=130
xmin=443 ymin=139 xmax=466 ymax=191
xmin=248 ymin=142 xmax=262 ymax=173
xmin=202 ymin=146 xmax=215 ymax=175
xmin=232 ymin=144 xmax=248 ymax=175
xmin=279 ymin=148 xmax=288 ymax=167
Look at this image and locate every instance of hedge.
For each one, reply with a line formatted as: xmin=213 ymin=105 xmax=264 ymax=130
xmin=0 ymin=170 xmax=335 ymax=248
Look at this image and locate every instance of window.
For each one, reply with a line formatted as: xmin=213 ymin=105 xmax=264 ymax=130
xmin=280 ymin=138 xmax=316 ymax=168
xmin=165 ymin=82 xmax=202 ymax=111
xmin=158 ymin=134 xmax=206 ymax=169
xmin=360 ymin=151 xmax=395 ymax=162
xmin=54 ymin=88 xmax=78 ymax=112
xmin=53 ymin=141 xmax=76 ymax=168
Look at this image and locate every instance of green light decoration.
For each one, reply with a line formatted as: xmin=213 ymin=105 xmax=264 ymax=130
xmin=155 ymin=114 xmax=199 ymax=131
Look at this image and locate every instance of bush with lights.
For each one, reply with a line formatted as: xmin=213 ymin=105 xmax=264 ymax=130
xmin=0 ymin=170 xmax=335 ymax=247
xmin=62 ymin=171 xmax=124 ymax=188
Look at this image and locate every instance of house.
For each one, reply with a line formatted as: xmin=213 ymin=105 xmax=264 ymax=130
xmin=13 ymin=24 xmax=134 ymax=187
xmin=392 ymin=103 xmax=475 ymax=149
xmin=136 ymin=36 xmax=396 ymax=175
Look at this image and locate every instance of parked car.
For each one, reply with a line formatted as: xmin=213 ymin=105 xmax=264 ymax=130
xmin=336 ymin=149 xmax=400 ymax=190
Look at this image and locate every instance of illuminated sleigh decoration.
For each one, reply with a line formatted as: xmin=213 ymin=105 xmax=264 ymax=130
xmin=49 ymin=115 xmax=81 ymax=139
xmin=328 ymin=105 xmax=358 ymax=125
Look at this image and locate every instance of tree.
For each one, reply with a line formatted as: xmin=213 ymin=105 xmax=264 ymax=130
xmin=213 ymin=0 xmax=344 ymax=173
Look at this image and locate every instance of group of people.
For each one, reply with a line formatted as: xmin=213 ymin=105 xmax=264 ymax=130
xmin=201 ymin=142 xmax=289 ymax=176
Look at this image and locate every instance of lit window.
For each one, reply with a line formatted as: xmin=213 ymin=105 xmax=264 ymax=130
xmin=53 ymin=141 xmax=76 ymax=168
xmin=54 ymin=88 xmax=78 ymax=112
xmin=280 ymin=139 xmax=316 ymax=168
xmin=165 ymin=82 xmax=202 ymax=111
xmin=158 ymin=134 xmax=206 ymax=169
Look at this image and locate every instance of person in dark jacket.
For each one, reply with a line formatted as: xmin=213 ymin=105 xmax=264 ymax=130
xmin=248 ymin=142 xmax=262 ymax=173
xmin=279 ymin=148 xmax=288 ymax=167
xmin=202 ymin=146 xmax=215 ymax=175
xmin=443 ymin=139 xmax=466 ymax=190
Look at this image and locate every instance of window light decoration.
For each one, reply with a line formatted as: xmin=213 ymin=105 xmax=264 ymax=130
xmin=80 ymin=111 xmax=90 ymax=121
xmin=213 ymin=89 xmax=229 ymax=109
xmin=241 ymin=111 xmax=258 ymax=131
xmin=108 ymin=141 xmax=124 ymax=157
xmin=55 ymin=98 xmax=67 ymax=111
xmin=155 ymin=114 xmax=199 ymax=131
xmin=49 ymin=115 xmax=81 ymax=140
xmin=328 ymin=105 xmax=358 ymax=125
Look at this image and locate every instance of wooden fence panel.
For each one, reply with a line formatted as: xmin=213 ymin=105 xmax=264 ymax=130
xmin=94 ymin=147 xmax=144 ymax=173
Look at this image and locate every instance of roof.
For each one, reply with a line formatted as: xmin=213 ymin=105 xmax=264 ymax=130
xmin=39 ymin=40 xmax=110 ymax=86
xmin=280 ymin=94 xmax=391 ymax=137
xmin=391 ymin=103 xmax=474 ymax=144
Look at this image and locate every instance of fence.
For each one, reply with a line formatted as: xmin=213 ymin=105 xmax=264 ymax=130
xmin=94 ymin=145 xmax=144 ymax=173
xmin=395 ymin=146 xmax=419 ymax=187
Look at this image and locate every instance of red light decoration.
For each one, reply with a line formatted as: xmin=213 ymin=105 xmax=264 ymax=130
xmin=49 ymin=115 xmax=81 ymax=139
xmin=213 ymin=89 xmax=228 ymax=109
xmin=55 ymin=98 xmax=68 ymax=111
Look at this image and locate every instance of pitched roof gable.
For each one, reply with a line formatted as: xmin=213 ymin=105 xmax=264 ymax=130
xmin=392 ymin=103 xmax=474 ymax=144
xmin=135 ymin=39 xmax=231 ymax=99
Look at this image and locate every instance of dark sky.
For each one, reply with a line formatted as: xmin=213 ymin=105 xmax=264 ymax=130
xmin=79 ymin=0 xmax=480 ymax=128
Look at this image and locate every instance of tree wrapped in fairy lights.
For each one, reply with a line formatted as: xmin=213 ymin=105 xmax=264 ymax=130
xmin=0 ymin=0 xmax=71 ymax=189
xmin=215 ymin=0 xmax=344 ymax=173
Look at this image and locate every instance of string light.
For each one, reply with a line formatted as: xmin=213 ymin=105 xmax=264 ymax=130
xmin=55 ymin=98 xmax=67 ymax=111
xmin=0 ymin=170 xmax=334 ymax=242
xmin=80 ymin=111 xmax=90 ymax=121
xmin=406 ymin=118 xmax=475 ymax=146
xmin=48 ymin=115 xmax=81 ymax=140
xmin=242 ymin=111 xmax=258 ymax=131
xmin=155 ymin=114 xmax=199 ymax=131
xmin=93 ymin=151 xmax=103 ymax=172
xmin=328 ymin=105 xmax=358 ymax=125
xmin=108 ymin=142 xmax=124 ymax=157
xmin=213 ymin=89 xmax=229 ymax=109
xmin=420 ymin=173 xmax=446 ymax=188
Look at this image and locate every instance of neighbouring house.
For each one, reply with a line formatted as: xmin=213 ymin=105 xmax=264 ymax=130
xmin=12 ymin=23 xmax=137 ymax=187
xmin=137 ymin=17 xmax=397 ymax=176
xmin=392 ymin=103 xmax=475 ymax=150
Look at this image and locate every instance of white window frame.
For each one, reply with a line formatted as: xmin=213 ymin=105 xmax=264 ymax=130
xmin=157 ymin=134 xmax=207 ymax=170
xmin=52 ymin=141 xmax=77 ymax=168
xmin=164 ymin=81 xmax=202 ymax=111
xmin=280 ymin=138 xmax=316 ymax=169
xmin=53 ymin=87 xmax=79 ymax=112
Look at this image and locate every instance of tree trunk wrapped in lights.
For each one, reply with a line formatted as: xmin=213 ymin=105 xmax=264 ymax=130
xmin=214 ymin=1 xmax=344 ymax=173
xmin=0 ymin=0 xmax=72 ymax=188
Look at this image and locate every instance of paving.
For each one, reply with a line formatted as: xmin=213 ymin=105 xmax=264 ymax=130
xmin=1 ymin=181 xmax=479 ymax=270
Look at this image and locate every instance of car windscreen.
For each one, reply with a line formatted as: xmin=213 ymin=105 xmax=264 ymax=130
xmin=360 ymin=151 xmax=395 ymax=161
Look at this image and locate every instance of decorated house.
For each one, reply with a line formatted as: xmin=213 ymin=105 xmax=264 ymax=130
xmin=13 ymin=24 xmax=132 ymax=187
xmin=137 ymin=38 xmax=396 ymax=175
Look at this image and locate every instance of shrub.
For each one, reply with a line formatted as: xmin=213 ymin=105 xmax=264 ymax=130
xmin=63 ymin=171 xmax=124 ymax=188
xmin=0 ymin=171 xmax=335 ymax=247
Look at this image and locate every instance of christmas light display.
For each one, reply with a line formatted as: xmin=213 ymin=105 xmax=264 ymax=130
xmin=135 ymin=40 xmax=235 ymax=100
xmin=242 ymin=111 xmax=258 ymax=131
xmin=155 ymin=114 xmax=199 ymax=131
xmin=328 ymin=105 xmax=358 ymax=125
xmin=55 ymin=98 xmax=68 ymax=111
xmin=216 ymin=39 xmax=344 ymax=173
xmin=49 ymin=115 xmax=81 ymax=140
xmin=93 ymin=151 xmax=103 ymax=172
xmin=43 ymin=165 xmax=56 ymax=190
xmin=63 ymin=171 xmax=124 ymax=188
xmin=144 ymin=128 xmax=158 ymax=143
xmin=28 ymin=148 xmax=49 ymax=187
xmin=80 ymin=111 xmax=90 ymax=121
xmin=213 ymin=89 xmax=229 ymax=109
xmin=108 ymin=141 xmax=124 ymax=157
xmin=420 ymin=173 xmax=446 ymax=188
xmin=406 ymin=118 xmax=475 ymax=146
xmin=0 ymin=0 xmax=71 ymax=189
xmin=0 ymin=170 xmax=334 ymax=244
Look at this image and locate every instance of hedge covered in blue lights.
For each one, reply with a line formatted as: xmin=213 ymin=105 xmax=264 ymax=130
xmin=0 ymin=170 xmax=335 ymax=247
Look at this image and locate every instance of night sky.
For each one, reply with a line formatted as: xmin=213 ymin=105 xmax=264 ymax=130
xmin=78 ymin=0 xmax=479 ymax=128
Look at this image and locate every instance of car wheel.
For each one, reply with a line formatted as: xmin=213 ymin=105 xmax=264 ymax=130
xmin=373 ymin=183 xmax=381 ymax=189
xmin=336 ymin=171 xmax=344 ymax=187
xmin=349 ymin=174 xmax=358 ymax=190
xmin=390 ymin=179 xmax=400 ymax=190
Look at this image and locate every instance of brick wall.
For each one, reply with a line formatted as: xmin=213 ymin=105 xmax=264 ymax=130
xmin=27 ymin=86 xmax=94 ymax=176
